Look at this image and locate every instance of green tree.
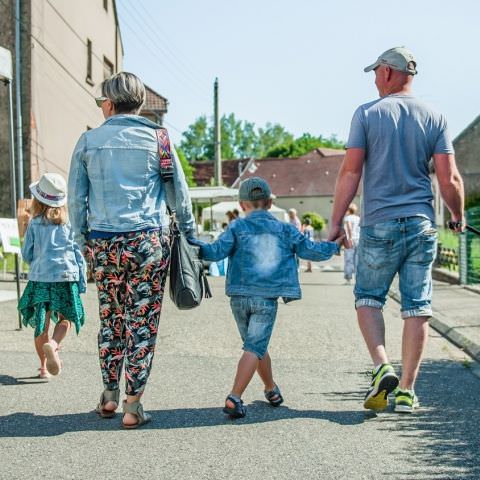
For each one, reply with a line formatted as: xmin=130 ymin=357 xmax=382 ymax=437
xmin=179 ymin=114 xmax=344 ymax=162
xmin=175 ymin=145 xmax=196 ymax=186
xmin=256 ymin=123 xmax=294 ymax=157
xmin=301 ymin=211 xmax=326 ymax=231
xmin=179 ymin=115 xmax=211 ymax=161
xmin=266 ymin=133 xmax=345 ymax=158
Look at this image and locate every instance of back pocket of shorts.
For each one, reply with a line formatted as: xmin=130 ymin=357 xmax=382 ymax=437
xmin=361 ymin=235 xmax=394 ymax=270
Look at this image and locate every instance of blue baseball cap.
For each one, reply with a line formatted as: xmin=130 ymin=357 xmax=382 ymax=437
xmin=239 ymin=177 xmax=272 ymax=201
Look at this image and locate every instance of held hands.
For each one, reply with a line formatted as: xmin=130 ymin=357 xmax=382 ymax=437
xmin=327 ymin=225 xmax=351 ymax=251
xmin=334 ymin=234 xmax=346 ymax=255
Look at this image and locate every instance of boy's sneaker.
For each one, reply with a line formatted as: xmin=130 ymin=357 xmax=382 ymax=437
xmin=363 ymin=363 xmax=399 ymax=411
xmin=394 ymin=388 xmax=419 ymax=413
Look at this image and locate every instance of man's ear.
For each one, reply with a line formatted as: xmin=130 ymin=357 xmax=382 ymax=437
xmin=239 ymin=201 xmax=247 ymax=212
xmin=385 ymin=66 xmax=393 ymax=82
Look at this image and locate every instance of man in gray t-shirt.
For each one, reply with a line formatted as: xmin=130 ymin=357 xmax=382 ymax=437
xmin=328 ymin=47 xmax=464 ymax=413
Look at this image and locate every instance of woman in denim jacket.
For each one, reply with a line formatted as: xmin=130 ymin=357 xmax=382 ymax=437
xmin=68 ymin=72 xmax=195 ymax=429
xmin=19 ymin=173 xmax=86 ymax=380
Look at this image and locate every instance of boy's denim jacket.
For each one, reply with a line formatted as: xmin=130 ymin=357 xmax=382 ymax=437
xmin=21 ymin=217 xmax=87 ymax=293
xmin=68 ymin=115 xmax=195 ymax=250
xmin=191 ymin=210 xmax=339 ymax=300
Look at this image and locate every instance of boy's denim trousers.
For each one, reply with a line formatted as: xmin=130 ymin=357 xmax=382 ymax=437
xmin=229 ymin=296 xmax=278 ymax=359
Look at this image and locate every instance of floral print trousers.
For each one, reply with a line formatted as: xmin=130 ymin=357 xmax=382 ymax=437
xmin=86 ymin=230 xmax=170 ymax=396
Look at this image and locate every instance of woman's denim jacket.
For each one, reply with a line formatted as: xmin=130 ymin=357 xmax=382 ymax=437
xmin=68 ymin=115 xmax=195 ymax=250
xmin=21 ymin=217 xmax=87 ymax=293
xmin=191 ymin=210 xmax=339 ymax=300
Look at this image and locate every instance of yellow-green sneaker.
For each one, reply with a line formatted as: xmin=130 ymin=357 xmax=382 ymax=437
xmin=363 ymin=363 xmax=399 ymax=411
xmin=394 ymin=388 xmax=419 ymax=413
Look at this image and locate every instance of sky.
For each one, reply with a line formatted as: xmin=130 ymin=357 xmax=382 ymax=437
xmin=116 ymin=0 xmax=480 ymax=146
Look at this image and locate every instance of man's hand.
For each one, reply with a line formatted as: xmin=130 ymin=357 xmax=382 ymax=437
xmin=327 ymin=225 xmax=343 ymax=242
xmin=329 ymin=226 xmax=351 ymax=251
xmin=328 ymin=225 xmax=352 ymax=249
xmin=447 ymin=217 xmax=466 ymax=234
xmin=334 ymin=234 xmax=346 ymax=255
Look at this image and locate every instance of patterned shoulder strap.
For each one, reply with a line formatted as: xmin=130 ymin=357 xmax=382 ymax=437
xmin=156 ymin=128 xmax=174 ymax=182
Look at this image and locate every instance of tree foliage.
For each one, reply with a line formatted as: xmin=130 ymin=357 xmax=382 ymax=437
xmin=301 ymin=211 xmax=326 ymax=231
xmin=179 ymin=114 xmax=344 ymax=162
xmin=174 ymin=145 xmax=196 ymax=186
xmin=266 ymin=133 xmax=344 ymax=158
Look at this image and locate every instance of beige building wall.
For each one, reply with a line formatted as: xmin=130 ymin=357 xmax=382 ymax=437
xmin=274 ymin=195 xmax=362 ymax=226
xmin=30 ymin=0 xmax=122 ymax=180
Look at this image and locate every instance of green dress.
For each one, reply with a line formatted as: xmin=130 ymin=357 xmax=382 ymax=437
xmin=18 ymin=281 xmax=85 ymax=337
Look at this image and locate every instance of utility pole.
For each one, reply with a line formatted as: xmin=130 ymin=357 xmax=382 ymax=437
xmin=15 ymin=0 xmax=24 ymax=199
xmin=213 ymin=77 xmax=222 ymax=186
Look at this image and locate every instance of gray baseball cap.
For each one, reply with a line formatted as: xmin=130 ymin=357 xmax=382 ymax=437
xmin=239 ymin=177 xmax=272 ymax=201
xmin=364 ymin=46 xmax=417 ymax=75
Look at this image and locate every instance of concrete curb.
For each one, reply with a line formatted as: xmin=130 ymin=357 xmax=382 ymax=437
xmin=389 ymin=289 xmax=480 ymax=364
xmin=432 ymin=267 xmax=459 ymax=284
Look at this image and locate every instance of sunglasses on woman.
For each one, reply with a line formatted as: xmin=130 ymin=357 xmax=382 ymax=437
xmin=95 ymin=96 xmax=109 ymax=107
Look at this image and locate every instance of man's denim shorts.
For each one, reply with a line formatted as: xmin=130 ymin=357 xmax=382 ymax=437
xmin=354 ymin=217 xmax=437 ymax=319
xmin=230 ymin=296 xmax=278 ymax=359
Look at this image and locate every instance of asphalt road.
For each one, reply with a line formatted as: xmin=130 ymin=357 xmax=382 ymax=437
xmin=1 ymin=267 xmax=479 ymax=480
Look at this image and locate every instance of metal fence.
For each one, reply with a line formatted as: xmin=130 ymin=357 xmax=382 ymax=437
xmin=436 ymin=245 xmax=459 ymax=271
xmin=459 ymin=207 xmax=480 ymax=284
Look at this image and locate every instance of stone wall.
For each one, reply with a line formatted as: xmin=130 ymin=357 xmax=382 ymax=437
xmin=0 ymin=0 xmax=31 ymax=217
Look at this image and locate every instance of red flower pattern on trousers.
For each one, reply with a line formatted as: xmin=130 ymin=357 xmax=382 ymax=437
xmin=87 ymin=231 xmax=170 ymax=396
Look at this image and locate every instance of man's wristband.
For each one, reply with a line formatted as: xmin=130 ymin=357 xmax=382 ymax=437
xmin=447 ymin=221 xmax=463 ymax=230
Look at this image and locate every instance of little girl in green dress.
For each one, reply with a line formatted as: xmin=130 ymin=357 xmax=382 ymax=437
xmin=18 ymin=173 xmax=86 ymax=379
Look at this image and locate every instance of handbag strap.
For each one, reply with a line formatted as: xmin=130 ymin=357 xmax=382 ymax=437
xmin=156 ymin=128 xmax=176 ymax=216
xmin=156 ymin=128 xmax=174 ymax=182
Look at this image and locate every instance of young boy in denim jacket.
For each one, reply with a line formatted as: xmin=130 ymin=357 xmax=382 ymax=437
xmin=190 ymin=177 xmax=343 ymax=418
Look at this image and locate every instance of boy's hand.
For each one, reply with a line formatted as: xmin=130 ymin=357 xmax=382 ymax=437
xmin=334 ymin=234 xmax=346 ymax=255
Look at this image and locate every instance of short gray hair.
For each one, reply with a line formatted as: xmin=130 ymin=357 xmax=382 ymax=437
xmin=101 ymin=72 xmax=145 ymax=114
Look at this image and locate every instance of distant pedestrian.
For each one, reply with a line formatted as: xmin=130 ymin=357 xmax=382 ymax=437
xmin=288 ymin=208 xmax=301 ymax=231
xmin=343 ymin=203 xmax=360 ymax=284
xmin=189 ymin=177 xmax=343 ymax=418
xmin=68 ymin=72 xmax=195 ymax=428
xmin=301 ymin=217 xmax=314 ymax=272
xmin=226 ymin=211 xmax=235 ymax=223
xmin=232 ymin=208 xmax=240 ymax=219
xmin=18 ymin=173 xmax=86 ymax=380
xmin=328 ymin=47 xmax=464 ymax=413
xmin=289 ymin=208 xmax=302 ymax=268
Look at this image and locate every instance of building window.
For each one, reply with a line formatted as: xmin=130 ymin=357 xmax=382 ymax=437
xmin=103 ymin=0 xmax=108 ymax=11
xmin=86 ymin=39 xmax=94 ymax=85
xmin=103 ymin=56 xmax=114 ymax=79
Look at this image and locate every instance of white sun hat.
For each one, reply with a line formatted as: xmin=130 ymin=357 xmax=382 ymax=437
xmin=29 ymin=172 xmax=67 ymax=207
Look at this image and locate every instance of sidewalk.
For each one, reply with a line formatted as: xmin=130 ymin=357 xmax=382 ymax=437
xmin=390 ymin=278 xmax=480 ymax=363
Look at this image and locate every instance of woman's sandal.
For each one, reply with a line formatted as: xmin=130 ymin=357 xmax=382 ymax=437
xmin=122 ymin=400 xmax=151 ymax=429
xmin=222 ymin=394 xmax=246 ymax=419
xmin=264 ymin=384 xmax=284 ymax=407
xmin=95 ymin=389 xmax=120 ymax=418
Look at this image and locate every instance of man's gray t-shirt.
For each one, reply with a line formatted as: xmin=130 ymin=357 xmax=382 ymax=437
xmin=346 ymin=94 xmax=454 ymax=226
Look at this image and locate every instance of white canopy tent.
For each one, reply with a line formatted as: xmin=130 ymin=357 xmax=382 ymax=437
xmin=201 ymin=201 xmax=288 ymax=228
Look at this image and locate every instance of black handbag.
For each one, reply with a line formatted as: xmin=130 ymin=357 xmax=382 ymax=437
xmin=169 ymin=223 xmax=212 ymax=309
xmin=156 ymin=128 xmax=212 ymax=310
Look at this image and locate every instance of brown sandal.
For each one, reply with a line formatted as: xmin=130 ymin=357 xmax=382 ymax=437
xmin=122 ymin=400 xmax=151 ymax=429
xmin=95 ymin=389 xmax=120 ymax=418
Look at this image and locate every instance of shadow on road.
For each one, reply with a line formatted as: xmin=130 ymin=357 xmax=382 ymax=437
xmin=0 ymin=401 xmax=365 ymax=437
xmin=381 ymin=359 xmax=480 ymax=480
xmin=0 ymin=374 xmax=49 ymax=385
